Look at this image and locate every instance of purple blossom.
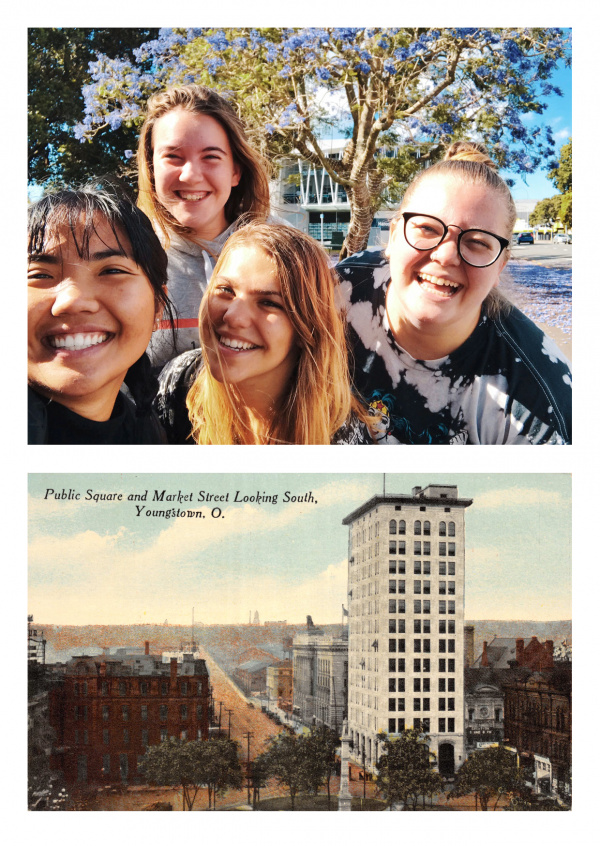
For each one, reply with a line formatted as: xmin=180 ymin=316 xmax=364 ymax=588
xmin=124 ymin=149 xmax=134 ymax=159
xmin=205 ymin=56 xmax=225 ymax=75
xmin=355 ymin=61 xmax=371 ymax=74
xmin=316 ymin=67 xmax=332 ymax=81
xmin=206 ymin=31 xmax=230 ymax=52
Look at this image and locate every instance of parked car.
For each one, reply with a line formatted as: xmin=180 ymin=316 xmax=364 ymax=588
xmin=517 ymin=232 xmax=534 ymax=245
xmin=553 ymin=233 xmax=571 ymax=244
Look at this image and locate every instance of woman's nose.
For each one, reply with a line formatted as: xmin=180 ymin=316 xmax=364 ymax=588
xmin=430 ymin=229 xmax=462 ymax=266
xmin=179 ymin=159 xmax=204 ymax=183
xmin=51 ymin=279 xmax=100 ymax=316
xmin=223 ymin=297 xmax=252 ymax=326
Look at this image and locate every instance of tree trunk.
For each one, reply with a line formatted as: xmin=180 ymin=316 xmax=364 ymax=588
xmin=338 ymin=176 xmax=378 ymax=261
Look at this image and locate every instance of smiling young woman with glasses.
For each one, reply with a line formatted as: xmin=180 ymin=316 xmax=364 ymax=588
xmin=336 ymin=141 xmax=572 ymax=445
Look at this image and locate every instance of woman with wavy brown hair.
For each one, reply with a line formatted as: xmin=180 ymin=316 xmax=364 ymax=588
xmin=137 ymin=84 xmax=271 ymax=368
xmin=155 ymin=222 xmax=371 ymax=444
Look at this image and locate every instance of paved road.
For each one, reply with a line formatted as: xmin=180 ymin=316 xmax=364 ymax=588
xmin=202 ymin=651 xmax=285 ymax=757
xmin=510 ymin=242 xmax=571 ymax=266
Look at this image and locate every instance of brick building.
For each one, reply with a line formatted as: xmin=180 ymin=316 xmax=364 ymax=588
xmin=343 ymin=484 xmax=472 ymax=777
xmin=503 ymin=665 xmax=571 ymax=795
xmin=49 ymin=646 xmax=210 ymax=785
xmin=266 ymin=660 xmax=293 ymax=713
xmin=472 ymin=636 xmax=555 ymax=671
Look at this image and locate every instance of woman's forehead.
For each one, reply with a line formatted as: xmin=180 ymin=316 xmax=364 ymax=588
xmin=36 ymin=214 xmax=131 ymax=257
xmin=405 ymin=174 xmax=505 ymax=228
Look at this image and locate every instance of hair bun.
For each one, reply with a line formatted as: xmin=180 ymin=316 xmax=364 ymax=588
xmin=443 ymin=141 xmax=497 ymax=171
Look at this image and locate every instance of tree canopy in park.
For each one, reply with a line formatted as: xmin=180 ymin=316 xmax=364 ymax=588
xmin=139 ymin=736 xmax=242 ymax=811
xmin=448 ymin=744 xmax=524 ymax=811
xmin=30 ymin=27 xmax=570 ymax=257
xmin=376 ymin=729 xmax=444 ymax=809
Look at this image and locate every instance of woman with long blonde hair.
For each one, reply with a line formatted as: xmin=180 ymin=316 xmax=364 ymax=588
xmin=156 ymin=222 xmax=370 ymax=444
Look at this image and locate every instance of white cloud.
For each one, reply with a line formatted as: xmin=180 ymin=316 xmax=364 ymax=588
xmin=554 ymin=128 xmax=571 ymax=141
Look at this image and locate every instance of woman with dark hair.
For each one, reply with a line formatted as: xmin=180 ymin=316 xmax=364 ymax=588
xmin=28 ymin=186 xmax=174 ymax=444
xmin=137 ymin=84 xmax=271 ymax=368
xmin=337 ymin=141 xmax=572 ymax=444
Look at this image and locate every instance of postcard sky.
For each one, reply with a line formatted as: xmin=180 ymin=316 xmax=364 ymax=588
xmin=28 ymin=473 xmax=571 ymax=627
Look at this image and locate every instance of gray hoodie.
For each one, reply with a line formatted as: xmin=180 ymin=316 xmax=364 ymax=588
xmin=147 ymin=223 xmax=237 ymax=369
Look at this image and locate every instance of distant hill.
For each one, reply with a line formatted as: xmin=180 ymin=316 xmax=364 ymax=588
xmin=36 ymin=621 xmax=341 ymax=668
xmin=36 ymin=620 xmax=571 ymax=667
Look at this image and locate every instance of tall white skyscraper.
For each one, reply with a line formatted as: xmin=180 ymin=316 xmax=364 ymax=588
xmin=343 ymin=484 xmax=472 ymax=777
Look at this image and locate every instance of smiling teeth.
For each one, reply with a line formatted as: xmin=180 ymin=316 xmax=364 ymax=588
xmin=179 ymin=192 xmax=209 ymax=201
xmin=419 ymin=273 xmax=460 ymax=289
xmin=49 ymin=333 xmax=109 ymax=351
xmin=219 ymin=336 xmax=258 ymax=351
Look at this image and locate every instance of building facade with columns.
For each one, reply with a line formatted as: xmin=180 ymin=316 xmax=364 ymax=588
xmin=342 ymin=484 xmax=472 ymax=777
xmin=292 ymin=624 xmax=348 ymax=732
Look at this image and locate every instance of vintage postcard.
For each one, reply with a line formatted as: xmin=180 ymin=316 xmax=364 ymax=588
xmin=28 ymin=472 xmax=571 ymax=815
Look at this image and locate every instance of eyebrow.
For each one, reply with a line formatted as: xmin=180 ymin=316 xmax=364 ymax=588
xmin=28 ymin=248 xmax=130 ymax=263
xmin=158 ymin=144 xmax=228 ymax=155
xmin=215 ymin=277 xmax=283 ymax=297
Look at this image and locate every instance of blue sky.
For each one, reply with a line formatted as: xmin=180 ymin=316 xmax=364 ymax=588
xmin=28 ymin=473 xmax=571 ymax=626
xmin=503 ymin=61 xmax=571 ymax=201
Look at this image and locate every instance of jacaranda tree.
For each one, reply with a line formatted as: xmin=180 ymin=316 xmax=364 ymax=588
xmin=72 ymin=27 xmax=570 ymax=257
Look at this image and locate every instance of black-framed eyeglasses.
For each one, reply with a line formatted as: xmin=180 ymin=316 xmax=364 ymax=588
xmin=402 ymin=212 xmax=509 ymax=268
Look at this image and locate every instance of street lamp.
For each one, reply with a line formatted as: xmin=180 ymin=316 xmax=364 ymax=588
xmin=224 ymin=707 xmax=233 ymax=739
